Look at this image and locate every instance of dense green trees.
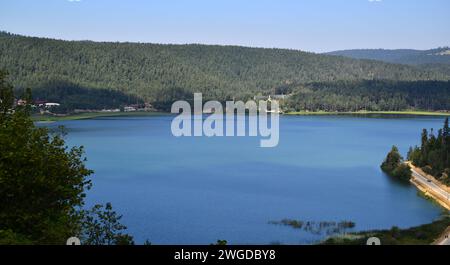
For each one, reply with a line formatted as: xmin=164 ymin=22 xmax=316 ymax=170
xmin=381 ymin=117 xmax=450 ymax=185
xmin=327 ymin=47 xmax=450 ymax=79
xmin=31 ymin=80 xmax=143 ymax=112
xmin=0 ymin=74 xmax=88 ymax=243
xmin=80 ymin=203 xmax=134 ymax=245
xmin=1 ymin=31 xmax=450 ymax=112
xmin=285 ymin=80 xmax=450 ymax=112
xmin=407 ymin=118 xmax=450 ymax=185
xmin=0 ymin=71 xmax=133 ymax=244
xmin=381 ymin=146 xmax=412 ymax=181
xmin=327 ymin=47 xmax=450 ymax=66
xmin=381 ymin=146 xmax=402 ymax=173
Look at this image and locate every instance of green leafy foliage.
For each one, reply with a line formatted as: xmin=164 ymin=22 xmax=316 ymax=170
xmin=80 ymin=203 xmax=134 ymax=245
xmin=0 ymin=71 xmax=92 ymax=243
xmin=392 ymin=164 xmax=413 ymax=182
xmin=0 ymin=71 xmax=134 ymax=244
xmin=322 ymin=216 xmax=450 ymax=245
xmin=212 ymin=240 xmax=228 ymax=245
xmin=0 ymin=229 xmax=33 ymax=245
xmin=381 ymin=146 xmax=411 ymax=181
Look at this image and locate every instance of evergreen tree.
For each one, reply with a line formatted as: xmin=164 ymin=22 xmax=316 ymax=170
xmin=408 ymin=118 xmax=450 ymax=185
xmin=381 ymin=146 xmax=412 ymax=181
xmin=381 ymin=146 xmax=403 ymax=172
xmin=444 ymin=117 xmax=449 ymax=138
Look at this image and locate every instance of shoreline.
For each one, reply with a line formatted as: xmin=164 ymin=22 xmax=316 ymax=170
xmin=322 ymin=162 xmax=450 ymax=245
xmin=285 ymin=111 xmax=450 ymax=116
xmin=321 ymin=215 xmax=449 ymax=245
xmin=407 ymin=162 xmax=450 ymax=210
xmin=34 ymin=110 xmax=450 ymax=122
xmin=33 ymin=111 xmax=169 ymax=122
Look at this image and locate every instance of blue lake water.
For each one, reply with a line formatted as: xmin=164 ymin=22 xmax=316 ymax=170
xmin=43 ymin=115 xmax=447 ymax=244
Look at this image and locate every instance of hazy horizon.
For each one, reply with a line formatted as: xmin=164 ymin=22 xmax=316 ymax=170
xmin=2 ymin=29 xmax=449 ymax=55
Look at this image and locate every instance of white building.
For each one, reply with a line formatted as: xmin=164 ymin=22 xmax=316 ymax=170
xmin=45 ymin=103 xmax=60 ymax=107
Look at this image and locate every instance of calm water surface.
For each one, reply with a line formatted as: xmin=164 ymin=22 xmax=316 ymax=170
xmin=44 ymin=115 xmax=447 ymax=244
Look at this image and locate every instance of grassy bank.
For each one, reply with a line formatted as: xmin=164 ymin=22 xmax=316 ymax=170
xmin=321 ymin=215 xmax=450 ymax=245
xmin=33 ymin=111 xmax=169 ymax=122
xmin=286 ymin=111 xmax=450 ymax=116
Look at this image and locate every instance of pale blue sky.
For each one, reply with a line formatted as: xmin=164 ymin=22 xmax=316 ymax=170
xmin=0 ymin=0 xmax=449 ymax=52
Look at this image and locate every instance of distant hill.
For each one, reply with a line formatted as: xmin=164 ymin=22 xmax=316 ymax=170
xmin=326 ymin=48 xmax=450 ymax=66
xmin=1 ymin=31 xmax=450 ymax=111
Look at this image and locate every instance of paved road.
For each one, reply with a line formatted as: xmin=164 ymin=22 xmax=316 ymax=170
xmin=437 ymin=235 xmax=450 ymax=245
xmin=435 ymin=227 xmax=450 ymax=245
xmin=410 ymin=168 xmax=450 ymax=202
xmin=409 ymin=167 xmax=450 ymax=245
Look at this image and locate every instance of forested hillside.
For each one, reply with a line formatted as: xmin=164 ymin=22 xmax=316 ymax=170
xmin=1 ymin=31 xmax=450 ymax=110
xmin=326 ymin=48 xmax=450 ymax=66
xmin=284 ymin=80 xmax=450 ymax=112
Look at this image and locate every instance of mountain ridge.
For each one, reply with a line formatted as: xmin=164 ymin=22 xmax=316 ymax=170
xmin=326 ymin=48 xmax=450 ymax=66
xmin=1 ymin=31 xmax=450 ymax=111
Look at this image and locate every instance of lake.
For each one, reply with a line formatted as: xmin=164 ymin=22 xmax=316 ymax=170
xmin=43 ymin=115 xmax=447 ymax=244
